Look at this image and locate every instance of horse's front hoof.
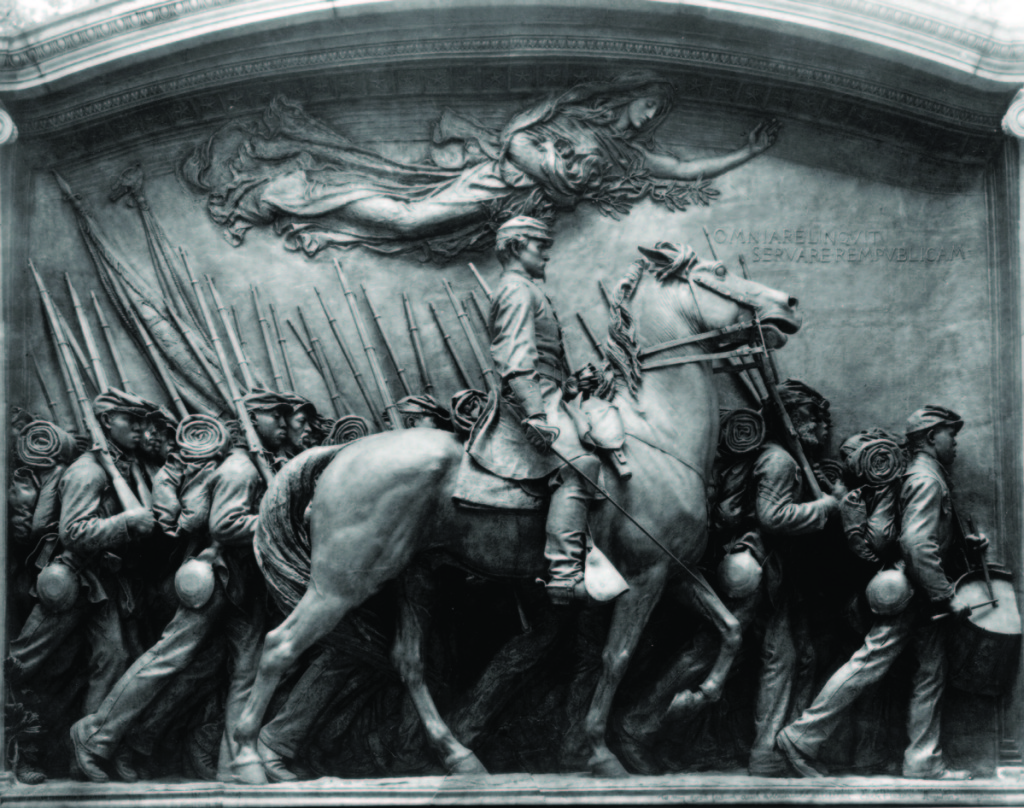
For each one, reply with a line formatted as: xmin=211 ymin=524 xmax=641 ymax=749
xmin=231 ymin=748 xmax=269 ymax=785
xmin=447 ymin=751 xmax=488 ymax=775
xmin=665 ymin=689 xmax=708 ymax=723
xmin=589 ymin=751 xmax=629 ymax=778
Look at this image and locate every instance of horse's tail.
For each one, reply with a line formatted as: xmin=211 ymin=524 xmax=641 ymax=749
xmin=255 ymin=445 xmax=346 ymax=614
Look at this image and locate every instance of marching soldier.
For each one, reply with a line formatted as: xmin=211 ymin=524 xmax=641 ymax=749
xmin=278 ymin=392 xmax=317 ymax=460
xmin=777 ymin=405 xmax=983 ymax=780
xmin=6 ymin=390 xmax=156 ymax=781
xmin=747 ymin=380 xmax=844 ymax=776
xmin=70 ymin=391 xmax=291 ymax=782
xmin=467 ymin=216 xmax=599 ymax=605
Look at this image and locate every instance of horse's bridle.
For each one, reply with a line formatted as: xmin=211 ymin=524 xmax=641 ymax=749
xmin=637 ymin=270 xmax=768 ymax=372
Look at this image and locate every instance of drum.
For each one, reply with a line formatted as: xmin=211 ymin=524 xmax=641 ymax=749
xmin=947 ymin=566 xmax=1021 ymax=697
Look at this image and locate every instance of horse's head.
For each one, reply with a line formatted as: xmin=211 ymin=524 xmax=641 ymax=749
xmin=637 ymin=243 xmax=801 ymax=347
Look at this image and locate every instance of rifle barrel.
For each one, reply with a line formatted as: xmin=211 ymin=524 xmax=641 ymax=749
xmin=207 ymin=277 xmax=256 ymax=391
xmin=403 ymin=294 xmax=434 ymax=396
xmin=362 ymin=284 xmax=412 ymax=397
xmin=28 ymin=350 xmax=60 ymax=423
xmin=126 ymin=307 xmax=191 ymax=420
xmin=299 ymin=307 xmax=347 ymax=417
xmin=252 ymin=286 xmax=283 ymax=392
xmin=287 ymin=319 xmax=322 ymax=374
xmin=55 ymin=305 xmax=99 ymax=393
xmin=429 ymin=302 xmax=470 ymax=389
xmin=65 ymin=274 xmax=110 ymax=390
xmin=314 ymin=287 xmax=383 ymax=429
xmin=442 ymin=280 xmax=496 ymax=392
xmin=575 ymin=312 xmax=606 ymax=360
xmin=467 ymin=262 xmax=493 ymax=300
xmin=167 ymin=307 xmax=232 ymax=409
xmin=92 ymin=292 xmax=131 ymax=391
xmin=269 ymin=303 xmax=297 ymax=391
xmin=335 ymin=262 xmax=402 ymax=429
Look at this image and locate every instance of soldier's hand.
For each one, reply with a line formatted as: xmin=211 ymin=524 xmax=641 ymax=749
xmin=523 ymin=416 xmax=559 ymax=451
xmin=125 ymin=507 xmax=155 ymax=536
xmin=965 ymin=532 xmax=990 ymax=553
xmin=947 ymin=599 xmax=973 ymax=620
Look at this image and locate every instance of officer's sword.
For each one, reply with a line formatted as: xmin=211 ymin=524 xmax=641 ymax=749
xmin=542 ymin=440 xmax=717 ymax=598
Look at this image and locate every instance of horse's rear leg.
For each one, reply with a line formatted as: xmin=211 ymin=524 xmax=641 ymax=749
xmin=664 ymin=571 xmax=742 ymax=721
xmin=392 ymin=566 xmax=487 ymax=775
xmin=584 ymin=563 xmax=668 ymax=778
xmin=232 ymin=589 xmax=353 ymax=784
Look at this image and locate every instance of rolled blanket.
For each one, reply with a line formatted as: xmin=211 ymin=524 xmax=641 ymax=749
xmin=851 ymin=438 xmax=905 ymax=486
xmin=16 ymin=421 xmax=79 ymax=470
xmin=719 ymin=408 xmax=765 ymax=455
xmin=327 ymin=415 xmax=371 ymax=446
xmin=451 ymin=389 xmax=487 ymax=435
xmin=815 ymin=458 xmax=846 ymax=489
xmin=176 ymin=414 xmax=231 ymax=463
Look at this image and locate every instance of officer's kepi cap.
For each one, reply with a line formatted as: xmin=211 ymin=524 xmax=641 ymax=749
xmin=905 ymin=405 xmax=964 ymax=437
xmin=495 ymin=216 xmax=552 ymax=249
xmin=93 ymin=388 xmax=157 ymax=420
xmin=242 ymin=388 xmax=292 ymax=415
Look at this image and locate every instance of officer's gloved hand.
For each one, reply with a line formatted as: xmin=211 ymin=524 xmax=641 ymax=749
xmin=945 ymin=598 xmax=973 ymax=620
xmin=965 ymin=532 xmax=990 ymax=553
xmin=522 ymin=416 xmax=560 ymax=451
xmin=125 ymin=507 xmax=155 ymax=536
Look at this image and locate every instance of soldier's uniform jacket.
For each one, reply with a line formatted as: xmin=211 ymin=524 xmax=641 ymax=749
xmin=753 ymin=442 xmax=834 ymax=601
xmin=205 ymin=447 xmax=274 ymax=608
xmin=56 ymin=444 xmax=143 ymax=603
xmin=898 ymin=452 xmax=965 ymax=605
xmin=468 ymin=270 xmax=588 ymax=480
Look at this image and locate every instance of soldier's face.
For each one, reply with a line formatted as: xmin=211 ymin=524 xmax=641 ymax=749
xmin=792 ymin=405 xmax=828 ymax=451
xmin=253 ymin=411 xmax=288 ymax=450
xmin=104 ymin=413 xmax=144 ymax=453
xmin=286 ymin=411 xmax=312 ymax=450
xmin=519 ymin=237 xmax=551 ymax=280
xmin=142 ymin=424 xmax=173 ymax=463
xmin=931 ymin=425 xmax=958 ymax=467
xmin=405 ymin=413 xmax=438 ymax=429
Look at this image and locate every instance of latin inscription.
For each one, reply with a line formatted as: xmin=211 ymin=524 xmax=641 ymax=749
xmin=711 ymin=228 xmax=968 ymax=264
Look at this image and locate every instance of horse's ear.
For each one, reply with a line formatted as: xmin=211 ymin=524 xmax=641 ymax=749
xmin=637 ymin=242 xmax=699 ymax=281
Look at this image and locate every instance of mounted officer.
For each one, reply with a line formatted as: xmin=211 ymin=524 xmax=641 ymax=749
xmin=467 ymin=216 xmax=599 ymax=605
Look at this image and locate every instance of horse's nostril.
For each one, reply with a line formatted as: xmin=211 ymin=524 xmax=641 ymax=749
xmin=788 ymin=296 xmax=799 ymax=308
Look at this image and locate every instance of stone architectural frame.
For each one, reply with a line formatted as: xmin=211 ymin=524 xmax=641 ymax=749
xmin=1 ymin=0 xmax=1024 ymax=798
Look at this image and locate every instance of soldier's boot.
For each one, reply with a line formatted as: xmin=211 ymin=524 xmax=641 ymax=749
xmin=113 ymin=745 xmax=139 ymax=783
xmin=543 ymin=456 xmax=600 ymax=606
xmin=257 ymin=736 xmax=299 ymax=783
xmin=13 ymin=744 xmax=46 ymax=785
xmin=70 ymin=719 xmax=110 ymax=783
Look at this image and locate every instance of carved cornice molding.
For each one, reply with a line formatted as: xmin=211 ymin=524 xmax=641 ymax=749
xmin=10 ymin=35 xmax=1007 ymax=138
xmin=1003 ymin=88 xmax=1024 ymax=138
xmin=1 ymin=0 xmax=1023 ymax=98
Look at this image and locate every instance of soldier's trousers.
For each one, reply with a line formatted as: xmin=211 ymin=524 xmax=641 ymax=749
xmin=7 ymin=595 xmax=128 ymax=715
xmin=76 ymin=579 xmax=263 ymax=764
xmin=778 ymin=601 xmax=947 ymax=777
xmin=749 ymin=594 xmax=816 ymax=775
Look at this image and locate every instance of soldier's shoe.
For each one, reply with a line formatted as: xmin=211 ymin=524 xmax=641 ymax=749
xmin=908 ymin=768 xmax=972 ymax=781
xmin=113 ymin=746 xmax=139 ymax=783
xmin=13 ymin=745 xmax=46 ymax=785
xmin=70 ymin=720 xmax=110 ymax=783
xmin=776 ymin=730 xmax=825 ymax=778
xmin=257 ymin=738 xmax=299 ymax=783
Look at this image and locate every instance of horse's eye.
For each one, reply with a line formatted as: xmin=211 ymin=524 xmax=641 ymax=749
xmin=715 ymin=265 xmax=727 ymax=277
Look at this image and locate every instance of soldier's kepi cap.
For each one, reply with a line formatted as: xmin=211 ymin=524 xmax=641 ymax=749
xmin=777 ymin=379 xmax=830 ymax=414
xmin=495 ymin=216 xmax=553 ymax=250
xmin=146 ymin=405 xmax=179 ymax=432
xmin=278 ymin=392 xmax=318 ymax=418
xmin=242 ymin=388 xmax=292 ymax=415
xmin=390 ymin=394 xmax=452 ymax=426
xmin=905 ymin=405 xmax=963 ymax=436
xmin=93 ymin=388 xmax=157 ymax=420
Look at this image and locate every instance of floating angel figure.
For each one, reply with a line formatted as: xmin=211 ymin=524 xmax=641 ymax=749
xmin=182 ymin=71 xmax=778 ymax=262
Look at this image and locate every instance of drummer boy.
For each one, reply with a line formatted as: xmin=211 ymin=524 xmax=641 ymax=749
xmin=777 ymin=405 xmax=988 ymax=781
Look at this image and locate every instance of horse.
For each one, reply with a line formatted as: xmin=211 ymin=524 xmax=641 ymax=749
xmin=232 ymin=247 xmax=802 ymax=781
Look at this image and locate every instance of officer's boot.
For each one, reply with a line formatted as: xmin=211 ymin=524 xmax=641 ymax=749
xmin=543 ymin=456 xmax=600 ymax=606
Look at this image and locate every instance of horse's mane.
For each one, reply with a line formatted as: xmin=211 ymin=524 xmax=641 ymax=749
xmin=597 ymin=249 xmax=694 ymax=399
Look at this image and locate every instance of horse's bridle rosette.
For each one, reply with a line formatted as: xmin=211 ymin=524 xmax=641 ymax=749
xmin=327 ymin=415 xmax=371 ymax=446
xmin=177 ymin=414 xmax=232 ymax=463
xmin=719 ymin=408 xmax=765 ymax=455
xmin=17 ymin=420 xmax=79 ymax=470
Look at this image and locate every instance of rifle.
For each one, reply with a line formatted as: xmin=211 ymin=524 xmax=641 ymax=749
xmin=31 ymin=264 xmax=143 ymax=510
xmin=65 ymin=274 xmax=110 ymax=390
xmin=125 ymin=306 xmax=191 ymax=420
xmin=576 ymin=312 xmax=606 ymax=361
xmin=335 ymin=263 xmax=402 ymax=430
xmin=442 ymin=280 xmax=497 ymax=392
xmin=92 ymin=292 xmax=131 ymax=391
xmin=207 ymin=278 xmax=257 ymax=391
xmin=28 ymin=350 xmax=60 ymax=423
xmin=252 ymin=286 xmax=283 ymax=392
xmin=269 ymin=303 xmax=297 ymax=391
xmin=315 ymin=286 xmax=384 ymax=430
xmin=467 ymin=291 xmax=491 ymax=340
xmin=40 ymin=297 xmax=85 ymax=433
xmin=429 ymin=302 xmax=470 ymax=389
xmin=598 ymin=280 xmax=614 ymax=312
xmin=467 ymin=262 xmax=493 ymax=300
xmin=362 ymin=285 xmax=412 ymax=397
xmin=403 ymin=294 xmax=434 ymax=396
xmin=55 ymin=305 xmax=98 ymax=393
xmin=191 ymin=273 xmax=275 ymax=487
xmin=167 ymin=308 xmax=232 ymax=409
xmin=298 ymin=307 xmax=347 ymax=417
